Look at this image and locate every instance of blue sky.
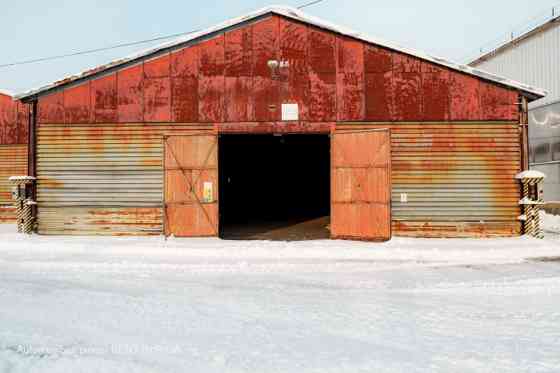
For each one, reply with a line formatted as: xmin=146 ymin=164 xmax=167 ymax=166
xmin=1 ymin=0 xmax=558 ymax=93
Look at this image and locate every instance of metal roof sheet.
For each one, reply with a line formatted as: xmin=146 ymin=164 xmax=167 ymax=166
xmin=15 ymin=5 xmax=547 ymax=101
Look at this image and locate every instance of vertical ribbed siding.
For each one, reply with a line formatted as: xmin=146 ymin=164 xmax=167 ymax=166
xmin=337 ymin=122 xmax=522 ymax=237
xmin=472 ymin=22 xmax=560 ymax=107
xmin=36 ymin=123 xmax=212 ymax=235
xmin=0 ymin=145 xmax=28 ymax=223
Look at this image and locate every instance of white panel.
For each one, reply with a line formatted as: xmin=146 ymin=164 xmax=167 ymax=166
xmin=473 ymin=22 xmax=560 ymax=107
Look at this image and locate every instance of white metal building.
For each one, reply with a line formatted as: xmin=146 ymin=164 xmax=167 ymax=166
xmin=470 ymin=15 xmax=560 ymax=201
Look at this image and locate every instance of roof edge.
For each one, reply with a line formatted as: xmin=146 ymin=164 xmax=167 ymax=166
xmin=469 ymin=15 xmax=560 ymax=67
xmin=0 ymin=88 xmax=14 ymax=97
xmin=14 ymin=4 xmax=548 ymax=102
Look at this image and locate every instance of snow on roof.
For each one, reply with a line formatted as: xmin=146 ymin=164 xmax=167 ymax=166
xmin=8 ymin=176 xmax=36 ymax=181
xmin=469 ymin=15 xmax=560 ymax=67
xmin=0 ymin=89 xmax=14 ymax=98
xmin=14 ymin=5 xmax=547 ymax=101
xmin=516 ymin=170 xmax=547 ymax=180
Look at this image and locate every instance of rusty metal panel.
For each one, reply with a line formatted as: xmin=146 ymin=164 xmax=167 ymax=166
xmin=1 ymin=95 xmax=17 ymax=145
xmin=171 ymin=46 xmax=199 ymax=123
xmin=216 ymin=121 xmax=332 ymax=134
xmin=480 ymin=82 xmax=519 ymax=121
xmin=365 ymin=72 xmax=393 ymax=121
xmin=0 ymin=94 xmax=10 ymax=144
xmin=393 ymin=75 xmax=421 ymax=121
xmin=0 ymin=144 xmax=27 ymax=222
xmin=38 ymin=91 xmax=65 ymax=124
xmin=171 ymin=44 xmax=199 ymax=77
xmin=225 ymin=27 xmax=254 ymax=122
xmin=337 ymin=122 xmax=522 ymax=238
xmin=224 ymin=77 xmax=253 ymax=123
xmin=164 ymin=135 xmax=218 ymax=237
xmin=144 ymin=55 xmax=171 ymax=122
xmin=172 ymin=76 xmax=199 ymax=123
xmin=144 ymin=77 xmax=171 ymax=122
xmin=64 ymin=82 xmax=91 ymax=124
xmin=117 ymin=63 xmax=144 ymax=122
xmin=0 ymin=94 xmax=27 ymax=146
xmin=393 ymin=53 xmax=422 ymax=73
xmin=365 ymin=45 xmax=393 ymax=121
xmin=16 ymin=102 xmax=29 ymax=145
xmin=449 ymin=73 xmax=481 ymax=120
xmin=280 ymin=17 xmax=308 ymax=121
xmin=421 ymin=62 xmax=450 ymax=121
xmin=308 ymin=21 xmax=336 ymax=122
xmin=91 ymin=73 xmax=118 ymax=123
xmin=144 ymin=53 xmax=170 ymax=78
xmin=364 ymin=45 xmax=393 ymax=73
xmin=337 ymin=37 xmax=365 ymax=121
xmin=253 ymin=17 xmax=280 ymax=121
xmin=331 ymin=129 xmax=391 ymax=241
xmin=0 ymin=97 xmax=5 ymax=145
xmin=392 ymin=53 xmax=422 ymax=121
xmin=199 ymin=36 xmax=225 ymax=123
xmin=37 ymin=207 xmax=162 ymax=235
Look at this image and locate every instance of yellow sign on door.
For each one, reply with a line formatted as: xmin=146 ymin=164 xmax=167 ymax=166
xmin=202 ymin=182 xmax=213 ymax=203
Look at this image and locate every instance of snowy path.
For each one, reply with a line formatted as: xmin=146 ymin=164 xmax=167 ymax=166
xmin=0 ymin=225 xmax=559 ymax=372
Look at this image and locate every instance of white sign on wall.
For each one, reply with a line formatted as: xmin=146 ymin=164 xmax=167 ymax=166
xmin=281 ymin=104 xmax=299 ymax=121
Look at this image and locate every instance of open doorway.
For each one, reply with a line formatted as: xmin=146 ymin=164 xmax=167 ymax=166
xmin=219 ymin=134 xmax=330 ymax=240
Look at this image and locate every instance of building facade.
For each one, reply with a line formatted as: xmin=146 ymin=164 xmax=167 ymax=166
xmin=0 ymin=91 xmax=28 ymax=223
xmin=16 ymin=6 xmax=544 ymax=239
xmin=470 ymin=16 xmax=560 ymax=201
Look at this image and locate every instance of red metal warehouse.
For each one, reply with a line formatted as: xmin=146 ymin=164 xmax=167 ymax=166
xmin=0 ymin=91 xmax=28 ymax=223
xmin=15 ymin=6 xmax=546 ymax=240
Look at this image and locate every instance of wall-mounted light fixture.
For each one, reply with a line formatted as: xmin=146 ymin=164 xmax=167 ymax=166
xmin=267 ymin=60 xmax=290 ymax=79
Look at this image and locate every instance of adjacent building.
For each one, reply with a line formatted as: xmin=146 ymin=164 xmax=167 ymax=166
xmin=469 ymin=15 xmax=560 ymax=201
xmin=15 ymin=6 xmax=545 ymax=239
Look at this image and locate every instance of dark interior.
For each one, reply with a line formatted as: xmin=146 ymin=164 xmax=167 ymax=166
xmin=219 ymin=134 xmax=330 ymax=241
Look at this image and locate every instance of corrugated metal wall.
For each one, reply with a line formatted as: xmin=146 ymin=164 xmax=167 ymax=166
xmin=36 ymin=123 xmax=212 ymax=235
xmin=471 ymin=21 xmax=560 ymax=108
xmin=0 ymin=145 xmax=27 ymax=222
xmin=336 ymin=122 xmax=522 ymax=237
xmin=37 ymin=122 xmax=520 ymax=237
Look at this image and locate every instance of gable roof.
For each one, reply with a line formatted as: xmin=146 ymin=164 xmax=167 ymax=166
xmin=15 ymin=5 xmax=547 ymax=102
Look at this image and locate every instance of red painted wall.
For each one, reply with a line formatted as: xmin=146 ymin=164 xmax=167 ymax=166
xmin=0 ymin=93 xmax=28 ymax=145
xmin=37 ymin=15 xmax=519 ymax=126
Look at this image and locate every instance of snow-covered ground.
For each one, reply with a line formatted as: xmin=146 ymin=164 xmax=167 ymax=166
xmin=0 ymin=218 xmax=559 ymax=373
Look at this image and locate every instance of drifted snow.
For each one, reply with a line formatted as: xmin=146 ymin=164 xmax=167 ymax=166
xmin=0 ymin=222 xmax=559 ymax=372
xmin=542 ymin=211 xmax=560 ymax=234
